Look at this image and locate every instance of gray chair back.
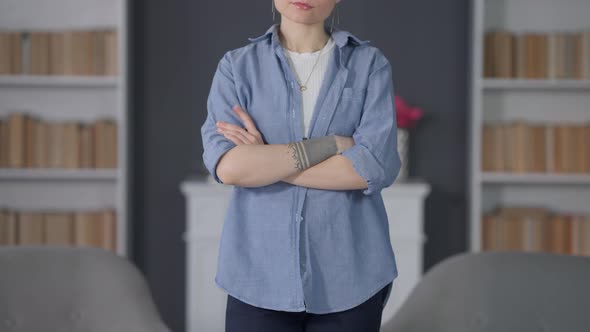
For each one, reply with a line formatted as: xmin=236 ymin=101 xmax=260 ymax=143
xmin=0 ymin=246 xmax=171 ymax=332
xmin=384 ymin=251 xmax=590 ymax=332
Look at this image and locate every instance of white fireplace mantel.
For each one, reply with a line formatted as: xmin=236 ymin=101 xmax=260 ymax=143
xmin=181 ymin=176 xmax=430 ymax=332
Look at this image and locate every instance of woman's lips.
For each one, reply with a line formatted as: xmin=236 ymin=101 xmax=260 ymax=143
xmin=292 ymin=2 xmax=312 ymax=10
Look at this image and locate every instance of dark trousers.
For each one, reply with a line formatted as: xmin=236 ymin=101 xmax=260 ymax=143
xmin=225 ymin=282 xmax=392 ymax=332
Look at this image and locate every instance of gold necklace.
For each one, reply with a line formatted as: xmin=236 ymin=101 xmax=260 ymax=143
xmin=285 ymin=38 xmax=329 ymax=92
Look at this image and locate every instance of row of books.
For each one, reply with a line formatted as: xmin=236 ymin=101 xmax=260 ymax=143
xmin=482 ymin=206 xmax=590 ymax=256
xmin=482 ymin=121 xmax=590 ymax=173
xmin=0 ymin=112 xmax=118 ymax=169
xmin=0 ymin=208 xmax=117 ymax=252
xmin=484 ymin=30 xmax=590 ymax=79
xmin=0 ymin=30 xmax=118 ymax=76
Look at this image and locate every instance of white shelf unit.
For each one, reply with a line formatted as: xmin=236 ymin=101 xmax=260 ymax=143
xmin=482 ymin=79 xmax=590 ymax=90
xmin=469 ymin=0 xmax=590 ymax=251
xmin=0 ymin=75 xmax=119 ymax=88
xmin=0 ymin=0 xmax=129 ymax=257
xmin=0 ymin=168 xmax=118 ymax=181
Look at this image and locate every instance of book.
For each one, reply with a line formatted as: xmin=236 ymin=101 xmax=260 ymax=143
xmin=580 ymin=216 xmax=590 ymax=256
xmin=74 ymin=210 xmax=116 ymax=250
xmin=486 ymin=30 xmax=590 ymax=80
xmin=531 ymin=123 xmax=547 ymax=173
xmin=0 ymin=208 xmax=117 ymax=250
xmin=582 ymin=32 xmax=590 ymax=79
xmin=49 ymin=31 xmax=65 ymax=75
xmin=104 ymin=30 xmax=118 ymax=75
xmin=482 ymin=206 xmax=590 ymax=256
xmin=512 ymin=120 xmax=529 ymax=172
xmin=0 ymin=119 xmax=7 ymax=167
xmin=29 ymin=32 xmax=51 ymax=75
xmin=80 ymin=123 xmax=94 ymax=168
xmin=481 ymin=124 xmax=494 ymax=171
xmin=46 ymin=121 xmax=64 ymax=168
xmin=17 ymin=212 xmax=44 ymax=245
xmin=35 ymin=119 xmax=47 ymax=168
xmin=493 ymin=123 xmax=505 ymax=171
xmin=101 ymin=209 xmax=117 ymax=251
xmin=0 ymin=32 xmax=22 ymax=74
xmin=0 ymin=32 xmax=11 ymax=74
xmin=63 ymin=121 xmax=80 ymax=168
xmin=574 ymin=124 xmax=588 ymax=173
xmin=95 ymin=119 xmax=118 ymax=168
xmin=484 ymin=31 xmax=514 ymax=78
xmin=551 ymin=214 xmax=571 ymax=254
xmin=1 ymin=112 xmax=118 ymax=169
xmin=43 ymin=212 xmax=73 ymax=245
xmin=482 ymin=121 xmax=589 ymax=174
xmin=537 ymin=34 xmax=549 ymax=79
xmin=546 ymin=124 xmax=555 ymax=173
xmin=7 ymin=112 xmax=26 ymax=168
xmin=1 ymin=29 xmax=118 ymax=76
xmin=514 ymin=33 xmax=526 ymax=79
xmin=0 ymin=210 xmax=18 ymax=245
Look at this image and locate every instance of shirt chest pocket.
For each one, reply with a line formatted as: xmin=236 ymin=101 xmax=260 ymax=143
xmin=327 ymin=87 xmax=366 ymax=137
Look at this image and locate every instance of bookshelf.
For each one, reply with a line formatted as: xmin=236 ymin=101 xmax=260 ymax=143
xmin=0 ymin=0 xmax=129 ymax=256
xmin=469 ymin=0 xmax=590 ymax=253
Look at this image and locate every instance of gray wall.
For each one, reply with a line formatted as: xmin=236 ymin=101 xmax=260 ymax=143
xmin=130 ymin=0 xmax=471 ymax=330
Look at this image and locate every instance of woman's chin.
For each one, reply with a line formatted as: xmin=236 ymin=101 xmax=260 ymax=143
xmin=283 ymin=13 xmax=322 ymax=25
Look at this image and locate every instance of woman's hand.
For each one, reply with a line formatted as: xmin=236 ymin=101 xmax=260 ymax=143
xmin=216 ymin=105 xmax=265 ymax=145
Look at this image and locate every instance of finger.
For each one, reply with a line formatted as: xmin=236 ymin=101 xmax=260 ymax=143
xmin=223 ymin=126 xmax=256 ymax=144
xmin=233 ymin=105 xmax=260 ymax=135
xmin=222 ymin=131 xmax=244 ymax=145
xmin=222 ymin=130 xmax=248 ymax=145
xmin=220 ymin=122 xmax=261 ymax=144
xmin=217 ymin=122 xmax=251 ymax=141
xmin=240 ymin=131 xmax=260 ymax=144
xmin=224 ymin=134 xmax=241 ymax=145
xmin=217 ymin=121 xmax=245 ymax=132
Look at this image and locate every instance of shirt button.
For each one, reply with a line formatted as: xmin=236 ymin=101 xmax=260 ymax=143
xmin=297 ymin=215 xmax=303 ymax=223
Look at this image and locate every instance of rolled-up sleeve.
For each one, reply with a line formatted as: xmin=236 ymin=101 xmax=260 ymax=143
xmin=200 ymin=51 xmax=240 ymax=184
xmin=340 ymin=52 xmax=401 ymax=195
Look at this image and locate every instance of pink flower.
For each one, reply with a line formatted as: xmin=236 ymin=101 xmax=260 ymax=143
xmin=395 ymin=95 xmax=423 ymax=129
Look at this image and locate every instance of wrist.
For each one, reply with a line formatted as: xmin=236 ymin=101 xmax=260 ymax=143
xmin=288 ymin=135 xmax=338 ymax=171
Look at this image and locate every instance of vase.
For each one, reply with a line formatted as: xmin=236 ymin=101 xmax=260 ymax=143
xmin=395 ymin=128 xmax=409 ymax=182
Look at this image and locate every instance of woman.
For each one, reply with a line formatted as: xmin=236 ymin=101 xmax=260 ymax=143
xmin=200 ymin=0 xmax=401 ymax=331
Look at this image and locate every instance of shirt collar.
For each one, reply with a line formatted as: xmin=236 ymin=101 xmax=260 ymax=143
xmin=247 ymin=23 xmax=370 ymax=48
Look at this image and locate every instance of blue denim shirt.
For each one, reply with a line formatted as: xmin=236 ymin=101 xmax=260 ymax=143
xmin=200 ymin=23 xmax=401 ymax=314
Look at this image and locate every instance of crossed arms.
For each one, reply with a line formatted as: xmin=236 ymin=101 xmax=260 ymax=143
xmin=201 ymin=51 xmax=401 ymax=196
xmin=213 ymin=107 xmax=365 ymax=191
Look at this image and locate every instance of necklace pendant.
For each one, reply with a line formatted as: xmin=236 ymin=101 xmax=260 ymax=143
xmin=300 ymin=85 xmax=307 ymax=91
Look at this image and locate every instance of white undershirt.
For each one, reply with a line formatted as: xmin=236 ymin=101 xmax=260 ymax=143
xmin=283 ymin=36 xmax=335 ymax=139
